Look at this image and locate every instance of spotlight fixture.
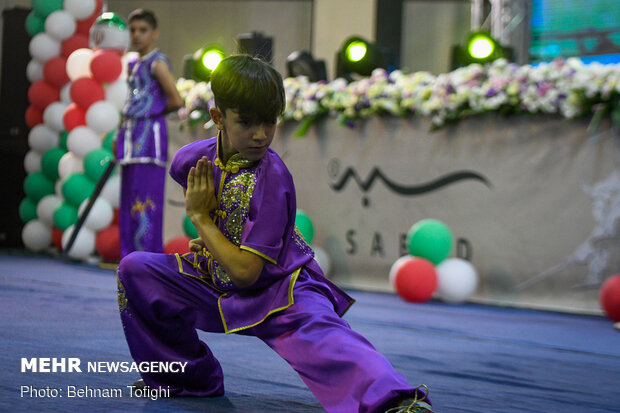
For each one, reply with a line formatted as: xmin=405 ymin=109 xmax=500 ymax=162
xmin=450 ymin=31 xmax=512 ymax=69
xmin=188 ymin=45 xmax=226 ymax=82
xmin=286 ymin=50 xmax=327 ymax=82
xmin=335 ymin=36 xmax=395 ymax=81
xmin=236 ymin=31 xmax=273 ymax=63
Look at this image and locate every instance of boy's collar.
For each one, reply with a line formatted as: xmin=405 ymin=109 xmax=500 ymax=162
xmin=215 ymin=131 xmax=256 ymax=173
xmin=137 ymin=48 xmax=159 ymax=60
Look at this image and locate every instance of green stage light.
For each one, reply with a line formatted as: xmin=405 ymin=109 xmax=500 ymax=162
xmin=468 ymin=34 xmax=496 ymax=60
xmin=450 ymin=31 xmax=511 ymax=69
xmin=191 ymin=45 xmax=226 ymax=82
xmin=336 ymin=36 xmax=395 ymax=81
xmin=346 ymin=41 xmax=368 ymax=62
xmin=202 ymin=49 xmax=224 ymax=71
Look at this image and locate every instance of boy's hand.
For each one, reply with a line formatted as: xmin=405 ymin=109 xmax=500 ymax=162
xmin=186 ymin=157 xmax=217 ymax=222
xmin=189 ymin=237 xmax=206 ymax=253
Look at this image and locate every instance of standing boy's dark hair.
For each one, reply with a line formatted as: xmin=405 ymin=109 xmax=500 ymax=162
xmin=128 ymin=9 xmax=158 ymax=29
xmin=210 ymin=55 xmax=285 ymax=124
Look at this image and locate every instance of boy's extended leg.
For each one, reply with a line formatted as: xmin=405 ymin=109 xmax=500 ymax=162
xmin=251 ymin=283 xmax=429 ymax=413
xmin=117 ymin=251 xmax=225 ymax=396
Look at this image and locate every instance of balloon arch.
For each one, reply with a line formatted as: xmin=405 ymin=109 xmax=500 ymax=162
xmin=20 ymin=0 xmax=130 ymax=261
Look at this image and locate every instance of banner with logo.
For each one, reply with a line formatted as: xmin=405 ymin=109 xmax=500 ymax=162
xmin=168 ymin=115 xmax=619 ymax=313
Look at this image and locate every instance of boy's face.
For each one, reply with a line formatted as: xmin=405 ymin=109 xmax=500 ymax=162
xmin=129 ymin=19 xmax=158 ymax=54
xmin=213 ymin=108 xmax=277 ymax=162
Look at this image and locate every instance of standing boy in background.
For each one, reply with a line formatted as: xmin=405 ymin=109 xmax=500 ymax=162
xmin=116 ymin=9 xmax=184 ymax=258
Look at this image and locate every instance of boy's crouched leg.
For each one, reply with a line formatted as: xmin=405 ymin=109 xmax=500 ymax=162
xmin=117 ymin=251 xmax=225 ymax=397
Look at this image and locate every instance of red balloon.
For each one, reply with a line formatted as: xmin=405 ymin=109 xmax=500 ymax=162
xmin=25 ymin=105 xmax=44 ymax=128
xmin=112 ymin=208 xmax=119 ymax=225
xmin=70 ymin=77 xmax=105 ymax=109
xmin=61 ymin=34 xmax=89 ymax=59
xmin=164 ymin=236 xmax=192 ymax=255
xmin=63 ymin=103 xmax=86 ymax=131
xmin=28 ymin=80 xmax=60 ymax=111
xmin=90 ymin=50 xmax=123 ymax=83
xmin=96 ymin=224 xmax=121 ymax=262
xmin=394 ymin=257 xmax=438 ymax=303
xmin=75 ymin=0 xmax=103 ymax=36
xmin=43 ymin=57 xmax=70 ymax=88
xmin=600 ymin=274 xmax=620 ymax=322
xmin=52 ymin=227 xmax=63 ymax=251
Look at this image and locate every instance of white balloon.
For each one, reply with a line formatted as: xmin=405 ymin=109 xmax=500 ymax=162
xmin=61 ymin=224 xmax=96 ymax=260
xmin=22 ymin=220 xmax=53 ymax=252
xmin=100 ymin=173 xmax=120 ymax=208
xmin=36 ymin=194 xmax=62 ymax=227
xmin=389 ymin=255 xmax=413 ymax=289
xmin=44 ymin=10 xmax=76 ymax=41
xmin=64 ymin=0 xmax=96 ymax=19
xmin=29 ymin=33 xmax=61 ymax=63
xmin=66 ymin=48 xmax=94 ymax=81
xmin=58 ymin=152 xmax=84 ymax=180
xmin=67 ymin=126 xmax=101 ymax=158
xmin=60 ymin=82 xmax=72 ymax=104
xmin=24 ymin=150 xmax=42 ymax=174
xmin=43 ymin=101 xmax=68 ymax=132
xmin=79 ymin=197 xmax=113 ymax=231
xmin=86 ymin=101 xmax=120 ymax=134
xmin=436 ymin=258 xmax=479 ymax=304
xmin=27 ymin=59 xmax=44 ymax=83
xmin=90 ymin=22 xmax=130 ymax=52
xmin=313 ymin=246 xmax=332 ymax=277
xmin=105 ymin=79 xmax=129 ymax=111
xmin=55 ymin=178 xmax=64 ymax=198
xmin=28 ymin=124 xmax=59 ymax=154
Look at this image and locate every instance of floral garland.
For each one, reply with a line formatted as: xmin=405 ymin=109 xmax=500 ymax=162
xmin=176 ymin=58 xmax=620 ymax=135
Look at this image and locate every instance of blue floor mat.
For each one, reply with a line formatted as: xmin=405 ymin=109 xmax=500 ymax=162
xmin=1 ymin=252 xmax=619 ymax=412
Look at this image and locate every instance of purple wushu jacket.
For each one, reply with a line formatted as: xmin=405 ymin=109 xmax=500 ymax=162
xmin=169 ymin=135 xmax=354 ymax=333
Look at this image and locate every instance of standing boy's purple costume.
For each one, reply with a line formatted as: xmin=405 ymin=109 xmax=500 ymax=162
xmin=116 ymin=49 xmax=170 ymax=258
xmin=117 ymin=135 xmax=428 ymax=412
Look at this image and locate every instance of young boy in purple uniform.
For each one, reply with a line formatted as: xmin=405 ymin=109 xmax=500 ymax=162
xmin=115 ymin=9 xmax=183 ymax=258
xmin=117 ymin=55 xmax=433 ymax=413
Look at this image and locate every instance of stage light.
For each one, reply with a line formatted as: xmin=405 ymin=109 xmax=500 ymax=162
xmin=450 ymin=31 xmax=512 ymax=69
xmin=346 ymin=41 xmax=368 ymax=62
xmin=190 ymin=45 xmax=225 ymax=82
xmin=236 ymin=32 xmax=273 ymax=63
xmin=467 ymin=33 xmax=496 ymax=60
xmin=286 ymin=50 xmax=327 ymax=82
xmin=336 ymin=36 xmax=395 ymax=81
xmin=201 ymin=49 xmax=224 ymax=71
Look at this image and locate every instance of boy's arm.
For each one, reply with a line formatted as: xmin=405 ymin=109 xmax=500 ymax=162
xmin=185 ymin=157 xmax=265 ymax=288
xmin=152 ymin=59 xmax=184 ymax=114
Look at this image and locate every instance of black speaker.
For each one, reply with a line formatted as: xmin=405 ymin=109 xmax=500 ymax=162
xmin=1 ymin=7 xmax=32 ymax=248
xmin=236 ymin=32 xmax=273 ymax=63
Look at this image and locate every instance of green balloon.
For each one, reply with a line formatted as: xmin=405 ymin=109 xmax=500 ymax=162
xmin=19 ymin=198 xmax=38 ymax=222
xmin=59 ymin=131 xmax=68 ymax=150
xmin=62 ymin=173 xmax=96 ymax=207
xmin=41 ymin=147 xmax=67 ymax=181
xmin=407 ymin=219 xmax=453 ymax=265
xmin=25 ymin=11 xmax=45 ymax=37
xmin=183 ymin=215 xmax=198 ymax=239
xmin=23 ymin=172 xmax=55 ymax=203
xmin=295 ymin=209 xmax=314 ymax=244
xmin=103 ymin=130 xmax=117 ymax=153
xmin=32 ymin=0 xmax=63 ymax=18
xmin=84 ymin=148 xmax=115 ymax=182
xmin=53 ymin=202 xmax=78 ymax=231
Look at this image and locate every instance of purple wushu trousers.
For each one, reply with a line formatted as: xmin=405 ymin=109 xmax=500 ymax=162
xmin=117 ymin=252 xmax=428 ymax=412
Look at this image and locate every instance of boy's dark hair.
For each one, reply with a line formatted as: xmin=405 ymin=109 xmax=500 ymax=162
xmin=128 ymin=9 xmax=158 ymax=29
xmin=210 ymin=55 xmax=285 ymax=123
